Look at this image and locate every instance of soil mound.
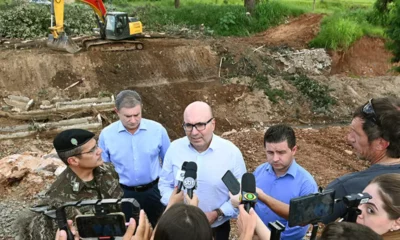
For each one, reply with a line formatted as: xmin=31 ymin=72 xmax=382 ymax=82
xmin=330 ymin=36 xmax=399 ymax=76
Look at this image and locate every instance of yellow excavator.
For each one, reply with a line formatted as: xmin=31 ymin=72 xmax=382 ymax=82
xmin=48 ymin=0 xmax=144 ymax=53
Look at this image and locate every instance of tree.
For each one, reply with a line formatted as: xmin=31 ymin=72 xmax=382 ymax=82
xmin=244 ymin=0 xmax=255 ymax=14
xmin=175 ymin=0 xmax=179 ymax=8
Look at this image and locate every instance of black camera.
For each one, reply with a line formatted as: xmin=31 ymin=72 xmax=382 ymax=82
xmin=340 ymin=192 xmax=372 ymax=223
xmin=30 ymin=198 xmax=140 ymax=240
xmin=288 ymin=190 xmax=372 ymax=240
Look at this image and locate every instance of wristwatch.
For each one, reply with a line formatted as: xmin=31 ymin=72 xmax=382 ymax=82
xmin=214 ymin=208 xmax=224 ymax=221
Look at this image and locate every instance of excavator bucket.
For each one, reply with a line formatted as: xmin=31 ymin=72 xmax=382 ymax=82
xmin=47 ymin=33 xmax=81 ymax=54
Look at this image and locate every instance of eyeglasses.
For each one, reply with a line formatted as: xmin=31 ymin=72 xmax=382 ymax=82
xmin=183 ymin=118 xmax=214 ymax=132
xmin=362 ymin=98 xmax=380 ymax=126
xmin=72 ymin=144 xmax=99 ymax=156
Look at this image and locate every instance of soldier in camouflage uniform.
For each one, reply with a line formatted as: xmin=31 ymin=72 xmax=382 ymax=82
xmin=16 ymin=129 xmax=123 ymax=240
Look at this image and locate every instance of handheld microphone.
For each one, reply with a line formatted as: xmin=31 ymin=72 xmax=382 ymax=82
xmin=183 ymin=162 xmax=197 ymax=199
xmin=176 ymin=161 xmax=188 ymax=193
xmin=241 ymin=173 xmax=258 ymax=213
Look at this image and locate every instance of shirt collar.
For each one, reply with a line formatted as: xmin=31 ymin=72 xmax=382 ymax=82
xmin=186 ymin=134 xmax=220 ymax=152
xmin=266 ymin=159 xmax=298 ymax=178
xmin=117 ymin=119 xmax=147 ymax=133
xmin=66 ymin=165 xmax=105 ymax=192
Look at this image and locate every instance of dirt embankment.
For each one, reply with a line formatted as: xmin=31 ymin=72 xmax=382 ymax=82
xmin=0 ymin=13 xmax=399 ymax=239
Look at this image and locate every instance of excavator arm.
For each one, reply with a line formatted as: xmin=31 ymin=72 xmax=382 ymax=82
xmin=48 ymin=0 xmax=107 ymax=53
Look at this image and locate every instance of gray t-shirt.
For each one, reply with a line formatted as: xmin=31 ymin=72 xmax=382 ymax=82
xmin=322 ymin=163 xmax=400 ymax=224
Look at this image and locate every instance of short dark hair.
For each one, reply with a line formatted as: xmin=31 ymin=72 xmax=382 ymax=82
xmin=153 ymin=204 xmax=213 ymax=240
xmin=57 ymin=146 xmax=83 ymax=165
xmin=353 ymin=97 xmax=400 ymax=158
xmin=264 ymin=124 xmax=296 ymax=149
xmin=319 ymin=222 xmax=383 ymax=240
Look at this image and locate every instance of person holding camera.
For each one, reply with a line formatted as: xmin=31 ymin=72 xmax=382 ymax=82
xmin=55 ymin=187 xmax=207 ymax=240
xmin=252 ymin=124 xmax=318 ymax=240
xmin=17 ymin=129 xmax=124 ymax=240
xmin=323 ymin=97 xmax=400 ymax=224
xmin=99 ymin=90 xmax=171 ymax=227
xmin=356 ymin=173 xmax=400 ymax=239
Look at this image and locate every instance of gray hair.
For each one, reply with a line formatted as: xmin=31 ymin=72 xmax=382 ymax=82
xmin=115 ymin=90 xmax=142 ymax=110
xmin=57 ymin=146 xmax=83 ymax=165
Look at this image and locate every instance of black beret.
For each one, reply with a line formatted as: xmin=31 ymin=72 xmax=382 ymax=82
xmin=53 ymin=129 xmax=95 ymax=153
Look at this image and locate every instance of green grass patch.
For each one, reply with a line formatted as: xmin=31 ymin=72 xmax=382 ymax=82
xmin=309 ymin=9 xmax=386 ymax=50
xmin=130 ymin=2 xmax=304 ymax=36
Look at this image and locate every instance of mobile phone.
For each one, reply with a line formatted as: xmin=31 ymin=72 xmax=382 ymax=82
xmin=288 ymin=189 xmax=335 ymax=227
xmin=76 ymin=212 xmax=126 ymax=238
xmin=222 ymin=170 xmax=241 ymax=195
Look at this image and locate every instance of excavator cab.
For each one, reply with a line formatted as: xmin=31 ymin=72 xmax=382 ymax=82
xmin=105 ymin=12 xmax=142 ymax=40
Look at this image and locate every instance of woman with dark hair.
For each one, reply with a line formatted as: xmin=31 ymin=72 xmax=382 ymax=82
xmin=152 ymin=203 xmax=213 ymax=240
xmin=319 ymin=222 xmax=382 ymax=240
xmin=357 ymin=173 xmax=400 ymax=239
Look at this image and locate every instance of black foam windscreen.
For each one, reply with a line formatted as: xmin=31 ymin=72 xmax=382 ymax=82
xmin=241 ymin=173 xmax=256 ymax=193
xmin=182 ymin=161 xmax=188 ymax=171
xmin=184 ymin=161 xmax=197 ymax=179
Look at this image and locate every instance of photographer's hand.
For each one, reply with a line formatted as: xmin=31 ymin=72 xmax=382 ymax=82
xmin=237 ymin=204 xmax=257 ymax=240
xmin=166 ymin=187 xmax=184 ymax=211
xmin=124 ymin=210 xmax=152 ymax=240
xmin=55 ymin=220 xmax=79 ymax=240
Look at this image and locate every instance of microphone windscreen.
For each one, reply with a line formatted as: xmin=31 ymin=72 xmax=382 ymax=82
xmin=241 ymin=173 xmax=256 ymax=193
xmin=184 ymin=162 xmax=197 ymax=179
xmin=181 ymin=161 xmax=188 ymax=170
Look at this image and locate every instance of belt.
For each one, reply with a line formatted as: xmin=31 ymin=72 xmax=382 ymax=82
xmin=120 ymin=178 xmax=159 ymax=192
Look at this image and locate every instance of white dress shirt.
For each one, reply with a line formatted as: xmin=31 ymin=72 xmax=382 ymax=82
xmin=158 ymin=134 xmax=247 ymax=227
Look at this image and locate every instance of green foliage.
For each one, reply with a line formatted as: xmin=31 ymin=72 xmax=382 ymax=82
xmin=0 ymin=3 xmax=96 ymax=39
xmin=386 ymin=0 xmax=400 ymax=65
xmin=309 ymin=9 xmax=385 ymax=50
xmin=286 ymin=75 xmax=336 ymax=111
xmin=309 ymin=17 xmax=363 ymax=49
xmin=253 ymin=74 xmax=286 ymax=103
xmin=133 ymin=2 xmax=304 ymax=36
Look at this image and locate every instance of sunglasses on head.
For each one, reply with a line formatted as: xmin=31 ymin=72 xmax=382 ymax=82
xmin=362 ymin=98 xmax=381 ymax=126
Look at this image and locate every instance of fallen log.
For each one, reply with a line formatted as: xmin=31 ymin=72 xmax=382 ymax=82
xmin=0 ymin=122 xmax=102 ymax=140
xmin=0 ymin=115 xmax=102 ymax=140
xmin=56 ymin=97 xmax=112 ymax=107
xmin=0 ymin=102 xmax=114 ymax=120
xmin=0 ymin=117 xmax=93 ymax=133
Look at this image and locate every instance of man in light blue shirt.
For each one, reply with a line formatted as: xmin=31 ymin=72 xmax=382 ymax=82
xmin=254 ymin=125 xmax=318 ymax=240
xmin=99 ymin=90 xmax=170 ymax=227
xmin=158 ymin=101 xmax=246 ymax=240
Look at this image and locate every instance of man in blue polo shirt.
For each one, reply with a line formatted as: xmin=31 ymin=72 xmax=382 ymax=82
xmin=254 ymin=124 xmax=318 ymax=240
xmin=99 ymin=90 xmax=170 ymax=227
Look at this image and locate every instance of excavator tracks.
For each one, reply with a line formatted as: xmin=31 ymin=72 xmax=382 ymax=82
xmin=82 ymin=39 xmax=144 ymax=52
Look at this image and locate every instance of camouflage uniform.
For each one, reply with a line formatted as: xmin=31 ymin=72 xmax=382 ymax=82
xmin=16 ymin=163 xmax=123 ymax=240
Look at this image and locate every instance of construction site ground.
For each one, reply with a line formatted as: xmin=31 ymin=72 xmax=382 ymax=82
xmin=0 ymin=13 xmax=399 ymax=239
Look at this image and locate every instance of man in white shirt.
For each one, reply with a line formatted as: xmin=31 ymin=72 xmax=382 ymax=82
xmin=158 ymin=101 xmax=247 ymax=240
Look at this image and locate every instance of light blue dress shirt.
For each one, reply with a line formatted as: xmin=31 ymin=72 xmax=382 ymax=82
xmin=99 ymin=118 xmax=170 ymax=186
xmin=254 ymin=160 xmax=318 ymax=240
xmin=158 ymin=134 xmax=247 ymax=228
